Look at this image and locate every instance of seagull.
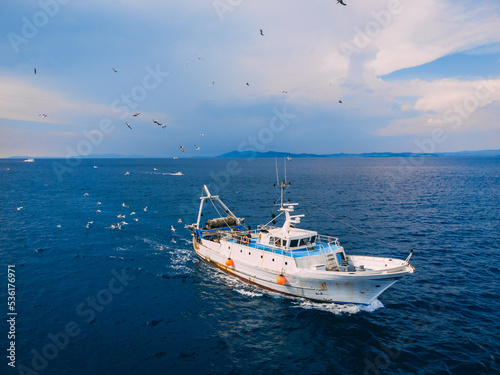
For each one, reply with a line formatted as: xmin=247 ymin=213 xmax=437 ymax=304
xmin=154 ymin=168 xmax=158 ymax=171
xmin=260 ymin=29 xmax=264 ymax=36
xmin=133 ymin=112 xmax=140 ymax=117
xmin=111 ymin=223 xmax=122 ymax=230
xmin=171 ymin=238 xmax=177 ymax=244
xmin=194 ymin=145 xmax=200 ymax=150
xmin=133 ymin=218 xmax=139 ymax=222
xmin=144 ymin=206 xmax=148 ymax=211
xmin=212 ymin=81 xmax=215 ymax=85
xmin=112 ymin=68 xmax=118 ymax=72
xmin=281 ymin=91 xmax=288 ymax=94
xmin=177 ymin=218 xmax=182 ymax=223
xmin=337 ymin=0 xmax=347 ymax=5
xmin=338 ymin=99 xmax=343 ymax=104
xmin=117 ymin=214 xmax=126 ymax=218
xmin=93 ymin=166 xmax=98 ymax=169
xmin=95 ymin=210 xmax=101 ymax=214
xmin=171 ymin=225 xmax=176 ymax=232
xmin=153 ymin=119 xmax=161 ymax=125
xmin=97 ymin=202 xmax=101 ymax=205
xmin=161 ymin=125 xmax=166 ymax=128
xmin=200 ymin=134 xmax=204 ymax=137
xmin=85 ymin=221 xmax=94 ymax=228
xmin=126 ymin=122 xmax=132 ymax=129
xmin=130 ymin=212 xmax=136 ymax=215
xmin=57 ymin=224 xmax=61 ymax=228
xmin=125 ymin=171 xmax=130 ymax=175
xmin=122 ymin=203 xmax=130 ymax=208
xmin=287 ymin=156 xmax=292 ymax=161
xmin=246 ymin=82 xmax=249 ymax=86
xmin=39 ymin=114 xmax=48 ymax=118
xmin=34 ymin=68 xmax=37 ymax=74
xmin=17 ymin=206 xmax=23 ymax=211
xmin=185 ymin=61 xmax=189 ymax=65
xmin=179 ymin=146 xmax=184 ymax=152
xmin=83 ymin=193 xmax=89 ymax=197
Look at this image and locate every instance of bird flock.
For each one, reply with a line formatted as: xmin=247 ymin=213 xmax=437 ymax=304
xmin=32 ymin=19 xmax=347 ymax=156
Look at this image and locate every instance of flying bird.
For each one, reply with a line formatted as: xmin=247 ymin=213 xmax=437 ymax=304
xmin=246 ymin=82 xmax=250 ymax=86
xmin=200 ymin=134 xmax=204 ymax=137
xmin=83 ymin=193 xmax=89 ymax=197
xmin=126 ymin=122 xmax=132 ymax=129
xmin=85 ymin=221 xmax=94 ymax=228
xmin=212 ymin=80 xmax=215 ymax=85
xmin=39 ymin=114 xmax=48 ymax=118
xmin=122 ymin=202 xmax=130 ymax=208
xmin=143 ymin=206 xmax=148 ymax=211
xmin=171 ymin=225 xmax=176 ymax=232
xmin=133 ymin=112 xmax=140 ymax=117
xmin=260 ymin=29 xmax=264 ymax=36
xmin=194 ymin=145 xmax=200 ymax=151
xmin=179 ymin=146 xmax=184 ymax=152
xmin=112 ymin=68 xmax=118 ymax=72
xmin=287 ymin=157 xmax=292 ymax=161
xmin=338 ymin=99 xmax=343 ymax=104
xmin=34 ymin=68 xmax=37 ymax=74
xmin=337 ymin=0 xmax=347 ymax=5
xmin=124 ymin=171 xmax=130 ymax=175
xmin=161 ymin=125 xmax=167 ymax=128
xmin=95 ymin=210 xmax=101 ymax=214
xmin=17 ymin=206 xmax=23 ymax=211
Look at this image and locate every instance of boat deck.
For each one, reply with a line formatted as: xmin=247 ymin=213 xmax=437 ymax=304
xmin=224 ymin=236 xmax=341 ymax=258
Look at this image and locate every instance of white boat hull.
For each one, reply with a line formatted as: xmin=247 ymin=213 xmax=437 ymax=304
xmin=193 ymin=236 xmax=410 ymax=305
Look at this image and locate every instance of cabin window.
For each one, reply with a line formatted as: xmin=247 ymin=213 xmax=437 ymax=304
xmin=270 ymin=237 xmax=282 ymax=247
xmin=299 ymin=238 xmax=308 ymax=246
xmin=289 ymin=239 xmax=299 ymax=248
xmin=310 ymin=235 xmax=316 ymax=243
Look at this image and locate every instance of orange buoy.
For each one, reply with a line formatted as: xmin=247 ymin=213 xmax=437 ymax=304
xmin=225 ymin=258 xmax=234 ymax=267
xmin=276 ymin=274 xmax=286 ymax=285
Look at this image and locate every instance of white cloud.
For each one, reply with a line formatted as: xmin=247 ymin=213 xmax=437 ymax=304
xmin=0 ymin=76 xmax=113 ymax=124
xmin=377 ymin=77 xmax=500 ymax=136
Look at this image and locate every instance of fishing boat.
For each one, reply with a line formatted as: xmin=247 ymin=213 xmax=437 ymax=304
xmin=23 ymin=158 xmax=35 ymax=162
xmin=187 ymin=179 xmax=414 ymax=305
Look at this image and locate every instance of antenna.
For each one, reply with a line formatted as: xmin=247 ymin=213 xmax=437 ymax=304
xmin=275 ymin=157 xmax=279 ymax=187
xmin=284 ymin=156 xmax=287 ymax=185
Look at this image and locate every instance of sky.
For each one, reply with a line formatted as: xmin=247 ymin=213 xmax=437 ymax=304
xmin=1 ymin=0 xmax=500 ymax=158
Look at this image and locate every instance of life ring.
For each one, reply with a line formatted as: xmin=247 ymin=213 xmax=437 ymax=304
xmin=242 ymin=235 xmax=249 ymax=244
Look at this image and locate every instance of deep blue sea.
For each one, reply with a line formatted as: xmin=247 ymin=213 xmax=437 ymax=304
xmin=1 ymin=157 xmax=499 ymax=375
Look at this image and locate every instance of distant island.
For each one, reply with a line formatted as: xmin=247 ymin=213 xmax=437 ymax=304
xmin=5 ymin=149 xmax=500 ymax=159
xmin=216 ymin=149 xmax=500 ymax=158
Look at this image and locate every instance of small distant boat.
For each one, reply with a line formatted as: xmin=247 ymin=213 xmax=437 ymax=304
xmin=170 ymin=171 xmax=183 ymax=176
xmin=23 ymin=158 xmax=35 ymax=162
xmin=173 ymin=157 xmax=178 ymax=160
xmin=188 ymin=175 xmax=415 ymax=305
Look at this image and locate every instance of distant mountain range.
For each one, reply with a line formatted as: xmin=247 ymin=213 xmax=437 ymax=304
xmin=6 ymin=149 xmax=500 ymax=159
xmin=216 ymin=149 xmax=500 ymax=158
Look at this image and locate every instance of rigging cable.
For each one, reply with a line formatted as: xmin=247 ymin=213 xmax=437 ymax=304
xmin=297 ymin=194 xmax=407 ymax=253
